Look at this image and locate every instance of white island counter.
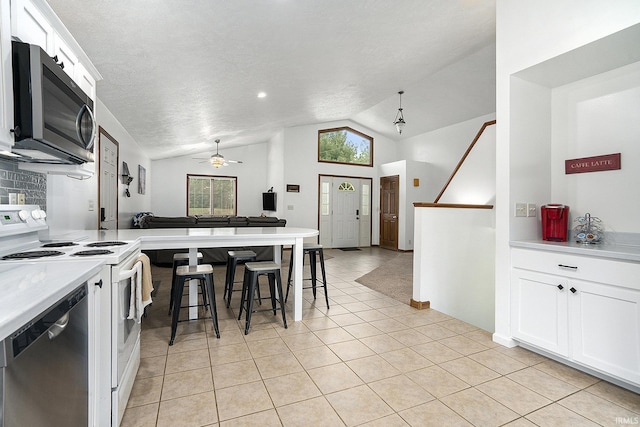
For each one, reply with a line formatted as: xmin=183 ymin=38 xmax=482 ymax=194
xmin=83 ymin=227 xmax=319 ymax=321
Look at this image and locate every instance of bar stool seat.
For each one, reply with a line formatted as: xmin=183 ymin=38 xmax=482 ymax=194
xmin=170 ymin=264 xmax=220 ymax=345
xmin=225 ymin=250 xmax=257 ymax=307
xmin=169 ymin=252 xmax=204 ymax=315
xmin=238 ymin=261 xmax=287 ymax=335
xmin=286 ymin=243 xmax=329 ymax=308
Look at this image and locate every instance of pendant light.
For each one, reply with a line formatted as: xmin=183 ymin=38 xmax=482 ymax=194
xmin=393 ymin=90 xmax=406 ymax=134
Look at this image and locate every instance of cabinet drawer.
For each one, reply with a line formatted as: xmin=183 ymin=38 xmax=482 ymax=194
xmin=512 ymin=248 xmax=640 ymax=290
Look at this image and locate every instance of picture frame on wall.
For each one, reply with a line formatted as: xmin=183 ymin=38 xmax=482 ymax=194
xmin=287 ymin=184 xmax=300 ymax=192
xmin=138 ymin=165 xmax=146 ymax=194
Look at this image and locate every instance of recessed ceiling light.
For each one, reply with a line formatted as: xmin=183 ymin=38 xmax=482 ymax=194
xmin=257 ymin=92 xmax=267 ymax=98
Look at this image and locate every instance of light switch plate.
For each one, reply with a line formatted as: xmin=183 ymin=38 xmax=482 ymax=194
xmin=515 ymin=202 xmax=527 ymax=217
xmin=527 ymin=203 xmax=537 ymax=217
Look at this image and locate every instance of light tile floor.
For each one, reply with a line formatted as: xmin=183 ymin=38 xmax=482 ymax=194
xmin=122 ymin=247 xmax=640 ymax=426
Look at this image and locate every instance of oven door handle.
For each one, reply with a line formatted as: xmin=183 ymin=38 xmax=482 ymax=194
xmin=47 ymin=313 xmax=70 ymax=340
xmin=118 ymin=261 xmax=142 ymax=281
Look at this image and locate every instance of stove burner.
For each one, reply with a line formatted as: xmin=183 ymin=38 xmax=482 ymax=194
xmin=2 ymin=250 xmax=65 ymax=260
xmin=41 ymin=242 xmax=79 ymax=248
xmin=72 ymin=249 xmax=114 ymax=256
xmin=85 ymin=241 xmax=127 ymax=248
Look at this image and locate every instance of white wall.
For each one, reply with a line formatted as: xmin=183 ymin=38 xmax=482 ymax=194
xmin=46 ymin=98 xmax=150 ymax=232
xmin=281 ymin=120 xmax=397 ymax=245
xmin=438 ymin=124 xmax=496 ymax=205
xmin=150 ymin=143 xmax=269 ymax=217
xmin=96 ymin=99 xmax=152 ymax=228
xmin=495 ymin=0 xmax=640 ymax=345
xmin=266 ymin=130 xmax=285 ymax=218
xmin=399 ymin=113 xmax=496 ymax=203
xmin=552 ymin=61 xmax=640 ymax=233
xmin=413 ymin=206 xmax=495 ymax=331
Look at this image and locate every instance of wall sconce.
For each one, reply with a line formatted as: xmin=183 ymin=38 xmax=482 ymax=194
xmin=122 ymin=161 xmax=134 ymax=197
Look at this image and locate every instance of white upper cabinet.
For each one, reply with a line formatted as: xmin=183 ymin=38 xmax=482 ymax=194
xmin=11 ymin=0 xmax=53 ymax=52
xmin=0 ymin=1 xmax=14 ymax=151
xmin=53 ymin=32 xmax=78 ymax=79
xmin=9 ymin=0 xmax=100 ymax=101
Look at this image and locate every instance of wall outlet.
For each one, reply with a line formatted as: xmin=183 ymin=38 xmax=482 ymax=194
xmin=287 ymin=205 xmax=294 ymax=210
xmin=17 ymin=193 xmax=25 ymax=205
xmin=88 ymin=200 xmax=95 ymax=211
xmin=527 ymin=203 xmax=537 ymax=217
xmin=515 ymin=202 xmax=527 ymax=217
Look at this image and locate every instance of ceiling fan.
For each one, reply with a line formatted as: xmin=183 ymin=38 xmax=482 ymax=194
xmin=195 ymin=139 xmax=243 ymax=168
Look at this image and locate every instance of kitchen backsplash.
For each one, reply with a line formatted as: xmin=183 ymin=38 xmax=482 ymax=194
xmin=0 ymin=159 xmax=47 ymax=209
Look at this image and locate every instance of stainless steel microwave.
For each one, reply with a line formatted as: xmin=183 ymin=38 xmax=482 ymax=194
xmin=11 ymin=40 xmax=95 ymax=164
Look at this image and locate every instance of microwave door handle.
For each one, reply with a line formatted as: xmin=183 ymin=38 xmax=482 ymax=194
xmin=76 ymin=104 xmax=97 ymax=150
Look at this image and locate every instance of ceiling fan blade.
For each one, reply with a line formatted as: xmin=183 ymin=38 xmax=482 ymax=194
xmin=226 ymin=159 xmax=243 ymax=164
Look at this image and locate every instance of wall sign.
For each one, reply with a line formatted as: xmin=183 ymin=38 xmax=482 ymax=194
xmin=565 ymin=153 xmax=621 ymax=174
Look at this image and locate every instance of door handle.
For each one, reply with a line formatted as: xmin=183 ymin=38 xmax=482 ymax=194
xmin=392 ymin=216 xmax=397 ymax=219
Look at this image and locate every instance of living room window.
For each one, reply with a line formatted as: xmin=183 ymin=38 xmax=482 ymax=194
xmin=187 ymin=174 xmax=237 ymax=215
xmin=318 ymin=127 xmax=373 ymax=167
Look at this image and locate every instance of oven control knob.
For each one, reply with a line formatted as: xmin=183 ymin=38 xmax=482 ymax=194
xmin=31 ymin=210 xmax=41 ymax=220
xmin=38 ymin=210 xmax=47 ymax=219
xmin=18 ymin=210 xmax=29 ymax=221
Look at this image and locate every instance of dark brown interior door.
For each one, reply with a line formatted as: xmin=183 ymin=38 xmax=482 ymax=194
xmin=380 ymin=175 xmax=399 ymax=250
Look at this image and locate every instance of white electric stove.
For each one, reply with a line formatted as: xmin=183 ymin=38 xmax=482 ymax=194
xmin=0 ymin=205 xmax=142 ymax=427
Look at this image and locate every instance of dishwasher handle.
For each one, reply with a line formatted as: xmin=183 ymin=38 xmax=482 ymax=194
xmin=47 ymin=313 xmax=70 ymax=340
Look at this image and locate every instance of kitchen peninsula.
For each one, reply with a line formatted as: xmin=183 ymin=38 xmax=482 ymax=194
xmin=89 ymin=226 xmax=319 ymax=321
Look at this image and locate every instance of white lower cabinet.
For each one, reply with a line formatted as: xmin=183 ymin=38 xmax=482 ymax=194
xmin=511 ymin=247 xmax=640 ymax=388
xmin=88 ymin=267 xmax=112 ymax=427
xmin=569 ymin=279 xmax=640 ymax=385
xmin=511 ymin=269 xmax=569 ymax=357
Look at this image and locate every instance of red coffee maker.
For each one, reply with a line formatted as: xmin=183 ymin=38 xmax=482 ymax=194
xmin=541 ymin=204 xmax=570 ymax=241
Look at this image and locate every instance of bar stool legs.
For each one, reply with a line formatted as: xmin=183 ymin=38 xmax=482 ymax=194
xmin=285 ymin=244 xmax=329 ymax=308
xmin=238 ymin=262 xmax=287 ymax=335
xmin=170 ymin=264 xmax=220 ymax=345
xmin=224 ymin=250 xmax=257 ymax=308
xmin=169 ymin=252 xmax=204 ymax=315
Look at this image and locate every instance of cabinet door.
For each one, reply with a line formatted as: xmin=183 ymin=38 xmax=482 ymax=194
xmin=11 ymin=0 xmax=54 ymax=52
xmin=511 ymin=268 xmax=569 ymax=356
xmin=75 ymin=62 xmax=96 ymax=101
xmin=570 ymin=279 xmax=640 ymax=386
xmin=53 ymin=32 xmax=78 ymax=79
xmin=87 ymin=268 xmax=112 ymax=427
xmin=0 ymin=1 xmax=14 ymax=150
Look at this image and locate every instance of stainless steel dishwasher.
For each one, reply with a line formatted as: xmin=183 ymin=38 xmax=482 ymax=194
xmin=0 ymin=283 xmax=89 ymax=427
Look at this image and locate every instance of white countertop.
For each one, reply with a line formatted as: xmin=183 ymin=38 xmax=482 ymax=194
xmin=84 ymin=227 xmax=319 ymax=250
xmin=510 ymin=239 xmax=640 ymax=263
xmin=0 ymin=260 xmax=104 ymax=341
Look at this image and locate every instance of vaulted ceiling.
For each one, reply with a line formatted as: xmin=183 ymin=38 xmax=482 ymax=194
xmin=47 ymin=0 xmax=496 ymax=160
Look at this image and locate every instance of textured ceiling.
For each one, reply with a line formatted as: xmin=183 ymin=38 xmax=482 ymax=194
xmin=46 ymin=0 xmax=496 ymax=160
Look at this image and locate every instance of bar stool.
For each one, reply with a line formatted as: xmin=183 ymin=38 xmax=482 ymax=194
xmin=224 ymin=250 xmax=257 ymax=307
xmin=170 ymin=264 xmax=220 ymax=345
xmin=238 ymin=261 xmax=287 ymax=335
xmin=168 ymin=252 xmax=204 ymax=315
xmin=285 ymin=243 xmax=329 ymax=308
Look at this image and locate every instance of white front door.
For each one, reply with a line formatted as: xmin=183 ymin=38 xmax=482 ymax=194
xmin=332 ymin=178 xmax=359 ymax=248
xmin=319 ymin=176 xmax=372 ymax=248
xmin=99 ymin=128 xmax=118 ymax=229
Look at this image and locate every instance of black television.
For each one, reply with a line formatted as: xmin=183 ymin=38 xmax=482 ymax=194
xmin=262 ymin=192 xmax=276 ymax=211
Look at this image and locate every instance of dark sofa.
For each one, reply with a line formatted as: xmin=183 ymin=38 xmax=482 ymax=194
xmin=138 ymin=215 xmax=286 ymax=265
